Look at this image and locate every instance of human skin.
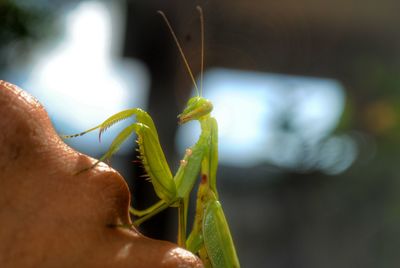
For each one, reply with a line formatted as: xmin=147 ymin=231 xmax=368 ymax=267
xmin=0 ymin=81 xmax=203 ymax=268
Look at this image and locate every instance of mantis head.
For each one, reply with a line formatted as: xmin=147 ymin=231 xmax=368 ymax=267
xmin=159 ymin=8 xmax=211 ymax=124
xmin=178 ymin=96 xmax=213 ymax=124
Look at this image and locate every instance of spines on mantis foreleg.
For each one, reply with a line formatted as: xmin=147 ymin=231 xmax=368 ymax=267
xmin=98 ymin=109 xmax=142 ymax=142
xmin=134 ymin=123 xmax=176 ymax=202
xmin=61 ymin=110 xmax=136 ymax=140
xmin=62 ymin=108 xmax=156 ymax=167
xmin=62 ymin=108 xmax=155 ymax=142
xmin=70 ymin=123 xmax=139 ymax=175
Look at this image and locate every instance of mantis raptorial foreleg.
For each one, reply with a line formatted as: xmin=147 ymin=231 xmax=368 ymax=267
xmin=63 ymin=6 xmax=240 ymax=267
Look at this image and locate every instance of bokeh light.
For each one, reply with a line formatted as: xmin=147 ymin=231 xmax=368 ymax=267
xmin=177 ymin=68 xmax=354 ymax=174
xmin=23 ymin=1 xmax=149 ymax=154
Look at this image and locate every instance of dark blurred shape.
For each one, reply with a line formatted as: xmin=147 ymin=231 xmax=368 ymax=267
xmin=0 ymin=0 xmax=58 ymax=69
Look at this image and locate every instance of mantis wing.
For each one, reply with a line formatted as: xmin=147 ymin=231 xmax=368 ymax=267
xmin=203 ymin=199 xmax=240 ymax=268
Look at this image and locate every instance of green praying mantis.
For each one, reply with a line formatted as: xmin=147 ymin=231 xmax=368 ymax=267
xmin=63 ymin=7 xmax=240 ymax=268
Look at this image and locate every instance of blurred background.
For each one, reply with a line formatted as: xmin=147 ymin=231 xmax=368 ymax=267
xmin=1 ymin=0 xmax=400 ymax=267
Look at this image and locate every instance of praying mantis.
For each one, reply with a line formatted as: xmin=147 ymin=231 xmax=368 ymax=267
xmin=64 ymin=6 xmax=240 ymax=268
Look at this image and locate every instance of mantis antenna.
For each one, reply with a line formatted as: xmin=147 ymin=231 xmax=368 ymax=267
xmin=197 ymin=6 xmax=204 ymax=96
xmin=157 ymin=7 xmax=205 ymax=97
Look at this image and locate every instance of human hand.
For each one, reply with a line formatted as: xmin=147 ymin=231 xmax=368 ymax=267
xmin=0 ymin=81 xmax=202 ymax=268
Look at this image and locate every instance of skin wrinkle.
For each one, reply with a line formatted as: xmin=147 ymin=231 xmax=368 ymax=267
xmin=0 ymin=81 xmax=203 ymax=267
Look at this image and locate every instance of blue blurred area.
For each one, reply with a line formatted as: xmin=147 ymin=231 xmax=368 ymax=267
xmin=7 ymin=1 xmax=150 ymax=155
xmin=177 ymin=68 xmax=355 ymax=174
xmin=27 ymin=1 xmax=149 ymax=155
